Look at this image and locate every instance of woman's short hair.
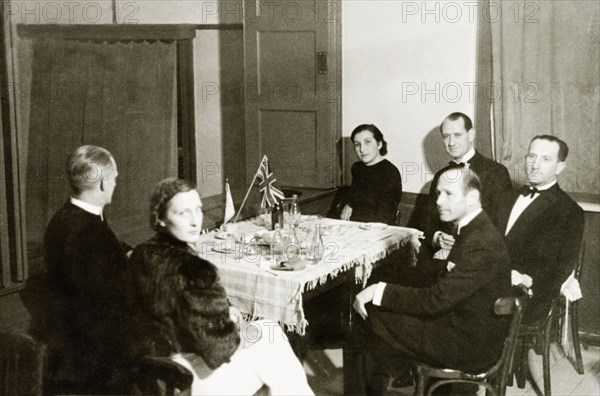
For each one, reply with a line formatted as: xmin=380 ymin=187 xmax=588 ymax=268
xmin=350 ymin=124 xmax=388 ymax=155
xmin=65 ymin=145 xmax=114 ymax=195
xmin=150 ymin=178 xmax=195 ymax=231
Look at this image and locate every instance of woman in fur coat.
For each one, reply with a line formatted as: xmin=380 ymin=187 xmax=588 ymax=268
xmin=128 ymin=178 xmax=313 ymax=395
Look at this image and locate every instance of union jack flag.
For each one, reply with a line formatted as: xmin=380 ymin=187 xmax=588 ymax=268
xmin=256 ymin=155 xmax=285 ymax=208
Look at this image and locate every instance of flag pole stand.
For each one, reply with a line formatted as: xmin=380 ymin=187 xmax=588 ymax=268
xmin=233 ymin=155 xmax=267 ymax=223
xmin=232 ymin=173 xmax=258 ymax=223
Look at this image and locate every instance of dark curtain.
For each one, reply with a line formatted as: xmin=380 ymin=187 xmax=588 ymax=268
xmin=489 ymin=0 xmax=599 ymax=193
xmin=25 ymin=39 xmax=177 ymax=265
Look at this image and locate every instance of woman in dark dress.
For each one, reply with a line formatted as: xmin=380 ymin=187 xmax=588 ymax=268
xmin=128 ymin=178 xmax=313 ymax=395
xmin=341 ymin=124 xmax=403 ymax=225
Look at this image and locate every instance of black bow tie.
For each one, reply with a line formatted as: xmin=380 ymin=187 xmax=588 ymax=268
xmin=520 ymin=185 xmax=540 ymax=198
xmin=448 ymin=161 xmax=466 ymax=169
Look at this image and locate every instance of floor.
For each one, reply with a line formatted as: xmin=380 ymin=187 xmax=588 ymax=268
xmin=303 ymin=344 xmax=600 ymax=396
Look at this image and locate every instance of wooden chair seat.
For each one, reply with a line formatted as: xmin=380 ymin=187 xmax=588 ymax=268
xmin=414 ymin=296 xmax=524 ymax=396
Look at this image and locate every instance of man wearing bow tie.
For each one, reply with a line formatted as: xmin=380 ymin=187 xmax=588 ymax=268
xmin=354 ymin=168 xmax=511 ymax=395
xmin=44 ymin=145 xmax=131 ymax=394
xmin=495 ymin=135 xmax=584 ymax=322
xmin=424 ymin=112 xmax=512 ymax=255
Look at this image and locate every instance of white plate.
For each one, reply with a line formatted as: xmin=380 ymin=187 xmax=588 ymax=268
xmin=359 ymin=222 xmax=388 ymax=230
xmin=212 ymin=245 xmax=236 ymax=253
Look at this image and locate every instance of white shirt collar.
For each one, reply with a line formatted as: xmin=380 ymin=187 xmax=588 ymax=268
xmin=70 ymin=197 xmax=103 ymax=220
xmin=528 ymin=180 xmax=557 ymax=192
xmin=456 ymin=208 xmax=482 ymax=235
xmin=453 ymin=147 xmax=476 ymax=164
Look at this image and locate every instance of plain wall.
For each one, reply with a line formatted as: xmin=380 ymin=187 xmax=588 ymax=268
xmin=342 ymin=0 xmax=478 ymax=194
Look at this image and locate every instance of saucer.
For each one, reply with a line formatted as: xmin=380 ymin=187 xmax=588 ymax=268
xmin=359 ymin=222 xmax=388 ymax=230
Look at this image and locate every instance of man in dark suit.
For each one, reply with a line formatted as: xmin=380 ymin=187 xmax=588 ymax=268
xmin=44 ymin=145 xmax=131 ymax=394
xmin=425 ymin=112 xmax=512 ymax=256
xmin=354 ymin=168 xmax=512 ymax=394
xmin=495 ymin=135 xmax=584 ymax=323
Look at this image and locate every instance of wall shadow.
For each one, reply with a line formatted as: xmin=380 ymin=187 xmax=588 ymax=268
xmin=406 ymin=126 xmax=449 ymax=231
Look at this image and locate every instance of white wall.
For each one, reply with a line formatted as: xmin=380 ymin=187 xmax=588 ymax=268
xmin=342 ymin=0 xmax=478 ymax=193
xmin=5 ymin=0 xmax=243 ymax=24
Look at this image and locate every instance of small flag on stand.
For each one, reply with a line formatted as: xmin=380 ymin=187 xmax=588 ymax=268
xmin=224 ymin=180 xmax=235 ymax=224
xmin=256 ymin=155 xmax=285 ymax=208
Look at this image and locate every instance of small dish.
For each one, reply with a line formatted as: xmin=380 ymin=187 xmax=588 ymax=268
xmin=359 ymin=222 xmax=388 ymax=230
xmin=270 ymin=259 xmax=308 ymax=271
xmin=321 ymin=225 xmax=344 ymax=236
xmin=212 ymin=245 xmax=236 ymax=254
xmin=215 ymin=231 xmax=232 ymax=240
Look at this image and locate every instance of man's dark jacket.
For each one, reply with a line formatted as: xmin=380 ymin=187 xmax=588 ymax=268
xmin=369 ymin=211 xmax=512 ymax=372
xmin=425 ymin=151 xmax=512 ymax=246
xmin=44 ymin=201 xmax=130 ymax=388
xmin=494 ymin=183 xmax=584 ymax=322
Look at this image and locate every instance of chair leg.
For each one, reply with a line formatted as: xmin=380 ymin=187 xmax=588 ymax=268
xmin=570 ymin=301 xmax=585 ymax=375
xmin=515 ymin=339 xmax=528 ymax=389
xmin=414 ymin=371 xmax=427 ymax=396
xmin=542 ymin=332 xmax=552 ymax=396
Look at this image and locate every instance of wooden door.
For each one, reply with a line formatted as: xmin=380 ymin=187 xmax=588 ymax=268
xmin=244 ymin=0 xmax=341 ymax=188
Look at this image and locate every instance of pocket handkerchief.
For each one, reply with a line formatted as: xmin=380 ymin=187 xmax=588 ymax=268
xmin=446 ymin=261 xmax=456 ymax=272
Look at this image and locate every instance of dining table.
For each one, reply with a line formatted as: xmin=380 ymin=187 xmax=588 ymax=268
xmin=194 ymin=215 xmax=423 ymax=393
xmin=195 ymin=216 xmax=422 ymax=332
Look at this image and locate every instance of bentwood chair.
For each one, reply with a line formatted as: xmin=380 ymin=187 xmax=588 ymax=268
xmin=414 ymin=296 xmax=524 ymax=396
xmin=512 ymin=243 xmax=586 ymax=396
xmin=130 ymin=355 xmax=193 ymax=396
xmin=0 ymin=331 xmax=46 ymax=396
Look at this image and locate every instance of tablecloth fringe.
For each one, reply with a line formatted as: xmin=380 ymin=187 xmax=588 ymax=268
xmin=283 ymin=318 xmax=309 ymax=336
xmin=303 ymin=260 xmax=357 ymax=291
xmin=302 ymin=236 xmax=423 ymax=291
xmin=239 ymin=312 xmax=309 ymax=336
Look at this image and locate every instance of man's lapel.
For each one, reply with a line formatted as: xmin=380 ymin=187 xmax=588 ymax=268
xmin=497 ymin=192 xmax=519 ymax=234
xmin=506 ymin=184 xmax=560 ymax=241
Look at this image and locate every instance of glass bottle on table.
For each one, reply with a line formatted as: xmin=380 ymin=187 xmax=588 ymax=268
xmin=271 ymin=224 xmax=283 ymax=259
xmin=271 ymin=201 xmax=283 ymax=230
xmin=286 ymin=223 xmax=300 ymax=261
xmin=307 ymin=223 xmax=324 ymax=264
xmin=290 ymin=194 xmax=301 ymax=226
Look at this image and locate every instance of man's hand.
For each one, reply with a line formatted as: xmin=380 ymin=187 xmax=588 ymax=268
xmin=353 ymin=284 xmax=378 ymax=320
xmin=340 ymin=204 xmax=353 ymax=221
xmin=436 ymin=232 xmax=455 ymax=250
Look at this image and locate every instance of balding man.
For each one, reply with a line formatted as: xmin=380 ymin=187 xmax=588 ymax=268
xmin=44 ymin=145 xmax=131 ymax=394
xmin=354 ymin=168 xmax=511 ymax=395
xmin=495 ymin=135 xmax=584 ymax=323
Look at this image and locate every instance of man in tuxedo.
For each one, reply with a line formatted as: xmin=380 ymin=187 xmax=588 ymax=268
xmin=425 ymin=112 xmax=512 ymax=255
xmin=44 ymin=145 xmax=131 ymax=394
xmin=495 ymin=135 xmax=584 ymax=323
xmin=354 ymin=168 xmax=511 ymax=394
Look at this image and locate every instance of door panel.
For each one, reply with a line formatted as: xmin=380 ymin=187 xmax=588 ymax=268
xmin=258 ymin=31 xmax=317 ymax=98
xmin=260 ymin=110 xmax=317 ymax=186
xmin=245 ymin=0 xmax=340 ymax=188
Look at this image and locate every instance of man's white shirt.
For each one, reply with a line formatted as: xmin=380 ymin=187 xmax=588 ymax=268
xmin=71 ymin=197 xmax=103 ymax=220
xmin=504 ymin=181 xmax=557 ymax=235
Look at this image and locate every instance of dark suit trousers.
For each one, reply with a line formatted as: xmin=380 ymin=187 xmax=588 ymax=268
xmin=357 ymin=306 xmax=426 ymax=395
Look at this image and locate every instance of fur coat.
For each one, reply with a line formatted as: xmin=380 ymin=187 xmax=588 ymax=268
xmin=128 ymin=232 xmax=240 ymax=369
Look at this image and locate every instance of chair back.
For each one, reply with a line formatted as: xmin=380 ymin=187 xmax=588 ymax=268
xmin=131 ymin=356 xmax=193 ymax=396
xmin=574 ymin=241 xmax=585 ymax=281
xmin=0 ymin=331 xmax=46 ymax=396
xmin=494 ymin=296 xmax=524 ymax=394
